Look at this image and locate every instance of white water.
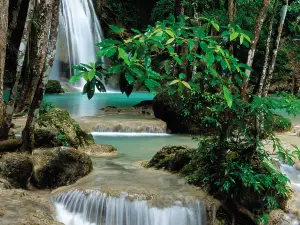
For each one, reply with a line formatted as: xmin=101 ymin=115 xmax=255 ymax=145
xmin=92 ymin=132 xmax=171 ymax=137
xmin=54 ymin=190 xmax=206 ymax=225
xmin=50 ymin=0 xmax=104 ymax=89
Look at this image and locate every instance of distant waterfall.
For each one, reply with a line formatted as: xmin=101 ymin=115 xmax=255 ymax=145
xmin=54 ymin=190 xmax=206 ymax=225
xmin=50 ymin=0 xmax=104 ymax=89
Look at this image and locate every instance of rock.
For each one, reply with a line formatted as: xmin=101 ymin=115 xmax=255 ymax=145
xmin=153 ymin=91 xmax=202 ymax=134
xmin=0 ymin=188 xmax=63 ymax=225
xmin=34 ymin=108 xmax=95 ymax=148
xmin=0 ymin=138 xmax=22 ymax=152
xmin=45 ymin=80 xmax=65 ymax=93
xmin=79 ymin=144 xmax=118 ymax=157
xmin=0 ymin=153 xmax=33 ymax=189
xmin=146 ymin=145 xmax=195 ymax=173
xmin=134 ymin=100 xmax=153 ymax=108
xmin=31 ymin=147 xmax=93 ymax=189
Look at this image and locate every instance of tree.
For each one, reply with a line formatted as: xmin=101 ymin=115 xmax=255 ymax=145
xmin=263 ymin=0 xmax=290 ymax=96
xmin=0 ymin=0 xmax=9 ymax=125
xmin=240 ymin=0 xmax=271 ymax=98
xmin=0 ymin=0 xmax=35 ymax=140
xmin=22 ymin=0 xmax=59 ymax=151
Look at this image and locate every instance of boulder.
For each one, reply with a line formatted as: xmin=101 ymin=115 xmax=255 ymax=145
xmin=153 ymin=91 xmax=202 ymax=134
xmin=31 ymin=147 xmax=93 ymax=189
xmin=146 ymin=145 xmax=195 ymax=173
xmin=34 ymin=108 xmax=95 ymax=148
xmin=0 ymin=153 xmax=33 ymax=189
xmin=0 ymin=138 xmax=22 ymax=152
xmin=45 ymin=80 xmax=65 ymax=93
xmin=79 ymin=144 xmax=118 ymax=157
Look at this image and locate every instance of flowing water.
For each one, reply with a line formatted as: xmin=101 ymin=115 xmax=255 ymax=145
xmin=50 ymin=0 xmax=104 ymax=89
xmin=54 ymin=190 xmax=206 ymax=225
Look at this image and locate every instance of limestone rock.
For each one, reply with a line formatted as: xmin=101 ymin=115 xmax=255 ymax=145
xmin=45 ymin=80 xmax=65 ymax=94
xmin=34 ymin=108 xmax=95 ymax=148
xmin=79 ymin=144 xmax=118 ymax=157
xmin=31 ymin=147 xmax=93 ymax=189
xmin=0 ymin=153 xmax=33 ymax=189
xmin=147 ymin=145 xmax=195 ymax=172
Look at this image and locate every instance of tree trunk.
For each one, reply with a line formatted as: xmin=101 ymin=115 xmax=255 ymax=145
xmin=7 ymin=0 xmax=23 ymax=39
xmin=240 ymin=0 xmax=271 ymax=99
xmin=228 ymin=0 xmax=235 ymax=55
xmin=174 ymin=0 xmax=181 ymax=18
xmin=22 ymin=0 xmax=59 ymax=152
xmin=0 ymin=0 xmax=35 ymax=140
xmin=257 ymin=0 xmax=279 ymax=97
xmin=263 ymin=0 xmax=289 ymax=97
xmin=0 ymin=0 xmax=9 ymax=125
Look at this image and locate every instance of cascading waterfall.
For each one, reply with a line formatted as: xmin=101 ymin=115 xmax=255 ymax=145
xmin=50 ymin=0 xmax=104 ymax=89
xmin=54 ymin=190 xmax=206 ymax=225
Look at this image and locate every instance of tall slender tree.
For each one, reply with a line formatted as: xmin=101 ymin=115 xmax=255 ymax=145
xmin=22 ymin=0 xmax=59 ymax=151
xmin=240 ymin=0 xmax=271 ymax=98
xmin=0 ymin=0 xmax=35 ymax=140
xmin=263 ymin=0 xmax=289 ymax=96
xmin=0 ymin=0 xmax=9 ymax=126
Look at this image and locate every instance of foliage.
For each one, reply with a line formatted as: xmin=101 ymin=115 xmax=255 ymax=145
xmin=40 ymin=101 xmax=54 ymax=115
xmin=57 ymin=131 xmax=69 ymax=147
xmin=150 ymin=0 xmax=174 ymax=22
xmin=71 ymin=13 xmax=300 ymax=223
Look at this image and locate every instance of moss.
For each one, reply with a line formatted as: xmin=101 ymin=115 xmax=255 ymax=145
xmin=272 ymin=115 xmax=292 ymax=132
xmin=0 ymin=153 xmax=33 ymax=189
xmin=35 ymin=108 xmax=95 ymax=148
xmin=45 ymin=80 xmax=65 ymax=94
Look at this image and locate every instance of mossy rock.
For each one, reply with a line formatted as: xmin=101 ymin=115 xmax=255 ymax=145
xmin=34 ymin=108 xmax=95 ymax=148
xmin=31 ymin=147 xmax=93 ymax=189
xmin=272 ymin=115 xmax=292 ymax=132
xmin=0 ymin=153 xmax=33 ymax=189
xmin=146 ymin=145 xmax=195 ymax=173
xmin=45 ymin=80 xmax=65 ymax=94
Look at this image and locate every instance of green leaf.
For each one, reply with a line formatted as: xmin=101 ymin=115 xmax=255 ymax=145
xmin=145 ymin=56 xmax=151 ymax=68
xmin=182 ymin=81 xmax=192 ymax=90
xmin=196 ymin=28 xmax=205 ymax=38
xmin=130 ymin=67 xmax=145 ymax=78
xmin=118 ymin=48 xmax=130 ymax=65
xmin=167 ymin=45 xmax=175 ymax=54
xmin=173 ymin=55 xmax=183 ymax=65
xmin=145 ymin=79 xmax=161 ymax=91
xmin=211 ymin=22 xmax=220 ymax=31
xmin=70 ymin=72 xmax=84 ymax=83
xmin=125 ymin=72 xmax=135 ymax=84
xmin=146 ymin=68 xmax=161 ymax=79
xmin=131 ymin=29 xmax=141 ymax=34
xmin=109 ymin=25 xmax=125 ymax=33
xmin=242 ymin=33 xmax=251 ymax=43
xmin=223 ymin=86 xmax=233 ymax=108
xmin=200 ymin=41 xmax=208 ymax=51
xmin=230 ymin=32 xmax=239 ymax=41
xmin=166 ymin=38 xmax=175 ymax=45
xmin=240 ymin=35 xmax=244 ymax=45
xmin=95 ymin=80 xmax=106 ymax=92
xmin=88 ymin=70 xmax=96 ymax=81
xmin=83 ymin=72 xmax=89 ymax=81
xmin=165 ymin=29 xmax=176 ymax=38
xmin=169 ymin=80 xmax=180 ymax=86
xmin=179 ymin=73 xmax=186 ymax=80
xmin=187 ymin=39 xmax=195 ymax=52
xmin=204 ymin=54 xmax=215 ymax=67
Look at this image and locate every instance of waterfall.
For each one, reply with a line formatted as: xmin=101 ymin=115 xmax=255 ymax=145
xmin=50 ymin=0 xmax=104 ymax=89
xmin=54 ymin=190 xmax=206 ymax=225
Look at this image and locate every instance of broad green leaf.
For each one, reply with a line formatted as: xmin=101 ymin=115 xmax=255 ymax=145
xmin=240 ymin=35 xmax=244 ymax=45
xmin=89 ymin=62 xmax=95 ymax=69
xmin=146 ymin=69 xmax=161 ymax=79
xmin=173 ymin=55 xmax=183 ymax=65
xmin=88 ymin=70 xmax=96 ymax=81
xmin=109 ymin=25 xmax=125 ymax=33
xmin=204 ymin=54 xmax=215 ymax=67
xmin=169 ymin=80 xmax=180 ymax=86
xmin=187 ymin=39 xmax=195 ymax=52
xmin=130 ymin=67 xmax=144 ymax=78
xmin=211 ymin=22 xmax=220 ymax=31
xmin=223 ymin=86 xmax=233 ymax=108
xmin=131 ymin=29 xmax=141 ymax=34
xmin=167 ymin=45 xmax=175 ymax=54
xmin=200 ymin=41 xmax=208 ymax=51
xmin=145 ymin=79 xmax=161 ymax=91
xmin=179 ymin=73 xmax=186 ymax=80
xmin=196 ymin=28 xmax=205 ymax=38
xmin=165 ymin=29 xmax=176 ymax=38
xmin=182 ymin=81 xmax=192 ymax=90
xmin=70 ymin=72 xmax=84 ymax=83
xmin=242 ymin=33 xmax=251 ymax=43
xmin=230 ymin=32 xmax=239 ymax=41
xmin=166 ymin=38 xmax=175 ymax=45
xmin=145 ymin=56 xmax=151 ymax=68
xmin=118 ymin=48 xmax=130 ymax=65
xmin=125 ymin=72 xmax=135 ymax=84
xmin=83 ymin=72 xmax=89 ymax=81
